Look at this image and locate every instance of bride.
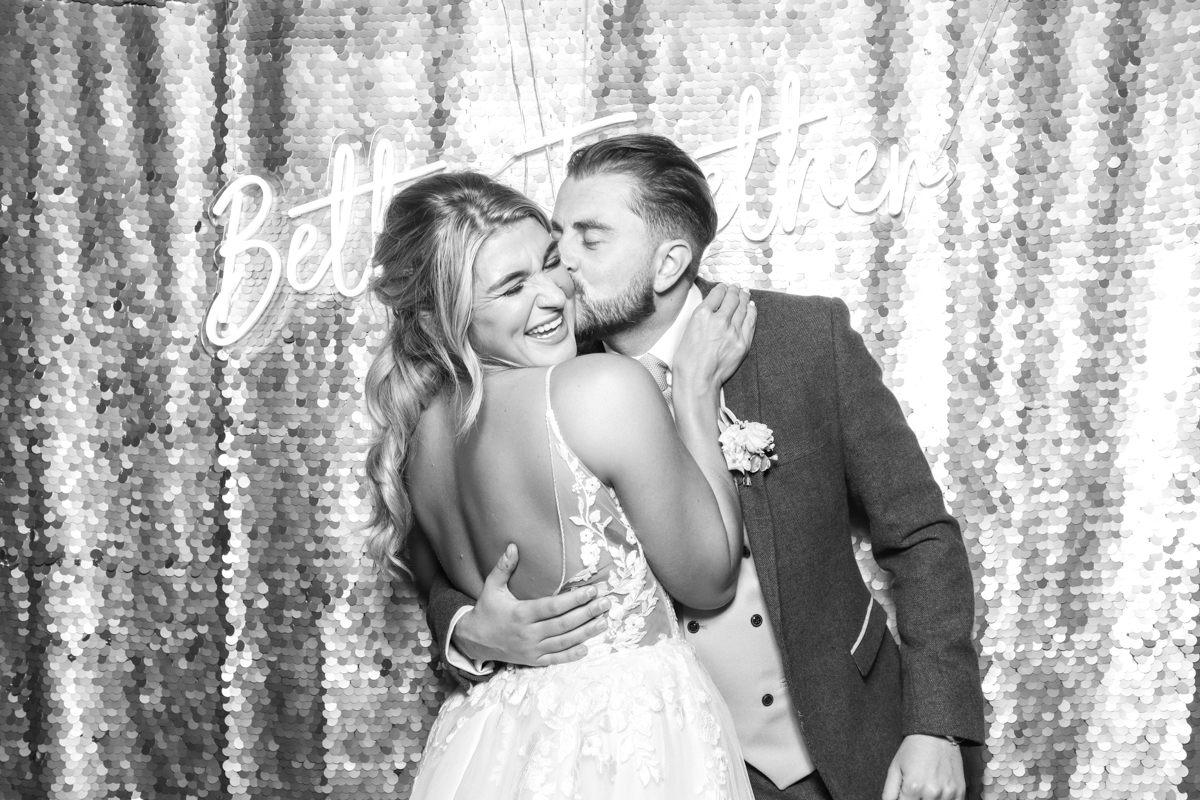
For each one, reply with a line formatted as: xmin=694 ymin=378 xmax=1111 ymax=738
xmin=363 ymin=171 xmax=756 ymax=799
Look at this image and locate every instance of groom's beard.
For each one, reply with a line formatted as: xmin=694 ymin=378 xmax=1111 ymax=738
xmin=573 ymin=268 xmax=656 ymax=344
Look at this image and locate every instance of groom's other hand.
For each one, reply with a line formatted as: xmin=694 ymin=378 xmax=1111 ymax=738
xmin=882 ymin=735 xmax=966 ymax=800
xmin=453 ymin=544 xmax=612 ymax=667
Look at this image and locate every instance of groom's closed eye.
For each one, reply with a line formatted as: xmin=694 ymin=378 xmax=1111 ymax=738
xmin=572 ymin=219 xmax=612 ymax=235
xmin=571 ymin=219 xmax=612 ymax=248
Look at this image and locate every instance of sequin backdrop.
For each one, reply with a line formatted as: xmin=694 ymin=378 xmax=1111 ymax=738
xmin=2 ymin=0 xmax=1199 ymax=797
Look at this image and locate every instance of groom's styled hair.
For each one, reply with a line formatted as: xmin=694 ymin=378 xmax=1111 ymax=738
xmin=566 ymin=134 xmax=718 ymax=282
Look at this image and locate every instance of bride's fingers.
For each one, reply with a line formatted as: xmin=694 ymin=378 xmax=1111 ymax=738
xmin=701 ymin=282 xmax=728 ymax=311
xmin=730 ymin=289 xmax=751 ymax=331
xmin=716 ymin=283 xmax=741 ymax=319
xmin=741 ymin=300 xmax=758 ymax=341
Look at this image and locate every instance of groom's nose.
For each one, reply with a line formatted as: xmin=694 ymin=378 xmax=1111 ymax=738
xmin=554 ymin=237 xmax=579 ymax=273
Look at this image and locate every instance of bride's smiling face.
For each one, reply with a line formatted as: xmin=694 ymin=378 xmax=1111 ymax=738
xmin=469 ymin=217 xmax=577 ymax=367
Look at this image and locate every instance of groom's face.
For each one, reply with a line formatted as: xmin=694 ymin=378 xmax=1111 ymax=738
xmin=551 ymin=172 xmax=657 ymax=342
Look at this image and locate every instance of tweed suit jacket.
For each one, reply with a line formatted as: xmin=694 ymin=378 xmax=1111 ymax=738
xmin=422 ymin=283 xmax=986 ymax=800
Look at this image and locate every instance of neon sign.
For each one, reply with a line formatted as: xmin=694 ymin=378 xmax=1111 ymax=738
xmin=204 ymin=71 xmax=951 ymax=350
xmin=698 ymin=72 xmax=949 ymax=240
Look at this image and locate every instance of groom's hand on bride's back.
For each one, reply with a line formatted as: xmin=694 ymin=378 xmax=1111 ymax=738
xmin=452 ymin=544 xmax=612 ymax=667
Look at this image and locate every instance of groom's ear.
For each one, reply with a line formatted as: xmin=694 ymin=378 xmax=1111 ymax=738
xmin=651 ymin=238 xmax=693 ymax=294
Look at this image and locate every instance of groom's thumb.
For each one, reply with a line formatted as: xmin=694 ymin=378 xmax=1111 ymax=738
xmin=486 ymin=543 xmax=519 ymax=589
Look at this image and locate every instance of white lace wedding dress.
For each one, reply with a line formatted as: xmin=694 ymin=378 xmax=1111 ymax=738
xmin=409 ymin=366 xmax=753 ymax=800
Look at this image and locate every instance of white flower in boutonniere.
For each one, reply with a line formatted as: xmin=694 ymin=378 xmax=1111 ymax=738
xmin=718 ymin=407 xmax=778 ymax=484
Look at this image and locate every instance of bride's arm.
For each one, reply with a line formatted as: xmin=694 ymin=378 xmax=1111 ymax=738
xmin=554 ymin=361 xmax=745 ymax=609
xmin=670 ymin=284 xmax=756 ymax=566
xmin=557 ymin=286 xmax=755 ymax=609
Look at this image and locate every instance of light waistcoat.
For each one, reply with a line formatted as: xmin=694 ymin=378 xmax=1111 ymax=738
xmin=613 ymin=285 xmax=814 ymax=790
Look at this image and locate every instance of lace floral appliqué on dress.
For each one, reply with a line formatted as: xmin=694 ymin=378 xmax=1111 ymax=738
xmin=409 ymin=365 xmax=753 ymax=800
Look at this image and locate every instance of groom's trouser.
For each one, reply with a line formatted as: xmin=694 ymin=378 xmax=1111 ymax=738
xmin=746 ymin=764 xmax=834 ymax=800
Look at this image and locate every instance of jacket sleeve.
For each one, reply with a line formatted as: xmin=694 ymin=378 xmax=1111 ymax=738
xmin=829 ymin=297 xmax=986 ymax=745
xmin=424 ymin=568 xmax=491 ymax=689
xmin=412 ymin=524 xmax=491 ymax=690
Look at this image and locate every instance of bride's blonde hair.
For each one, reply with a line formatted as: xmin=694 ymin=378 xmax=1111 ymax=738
xmin=364 ymin=172 xmax=550 ymax=578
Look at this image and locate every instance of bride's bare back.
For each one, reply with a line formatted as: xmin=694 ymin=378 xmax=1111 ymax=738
xmin=407 ymin=365 xmax=566 ymax=602
xmin=406 ymin=353 xmax=741 ymax=612
xmin=408 ymin=356 xmax=753 ymax=800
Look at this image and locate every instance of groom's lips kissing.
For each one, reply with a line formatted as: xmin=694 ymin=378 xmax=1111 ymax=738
xmin=526 ymin=313 xmax=567 ymax=343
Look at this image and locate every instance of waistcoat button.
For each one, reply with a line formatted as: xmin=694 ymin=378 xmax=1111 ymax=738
xmin=687 ymin=620 xmax=700 ymax=634
xmin=762 ymin=693 xmax=774 ymax=707
xmin=751 ymin=614 xmax=763 ymax=627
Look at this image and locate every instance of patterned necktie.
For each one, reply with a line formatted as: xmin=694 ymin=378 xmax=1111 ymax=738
xmin=637 ymin=353 xmax=673 ymax=408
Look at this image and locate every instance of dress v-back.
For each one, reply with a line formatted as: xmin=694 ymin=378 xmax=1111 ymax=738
xmin=409 ymin=364 xmax=753 ymax=800
xmin=541 ymin=364 xmax=678 ymax=654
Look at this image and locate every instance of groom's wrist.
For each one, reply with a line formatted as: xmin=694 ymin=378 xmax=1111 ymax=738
xmin=450 ymin=605 xmax=487 ymax=659
xmin=446 ymin=606 xmax=497 ymax=675
xmin=910 ymin=732 xmax=965 ymax=747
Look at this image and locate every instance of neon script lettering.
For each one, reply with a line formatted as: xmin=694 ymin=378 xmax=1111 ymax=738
xmin=205 ymin=74 xmax=951 ymax=350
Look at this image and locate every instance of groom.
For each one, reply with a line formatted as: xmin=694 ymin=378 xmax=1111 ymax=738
xmin=418 ymin=134 xmax=985 ymax=800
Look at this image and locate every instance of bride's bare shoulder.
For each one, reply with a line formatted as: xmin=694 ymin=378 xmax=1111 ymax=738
xmin=549 ymin=353 xmax=667 ymax=437
xmin=551 ymin=352 xmax=657 ymax=397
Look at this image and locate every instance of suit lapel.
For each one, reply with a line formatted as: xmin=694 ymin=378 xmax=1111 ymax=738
xmin=720 ymin=312 xmax=785 ymax=633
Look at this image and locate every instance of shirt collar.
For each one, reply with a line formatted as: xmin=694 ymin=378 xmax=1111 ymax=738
xmin=602 ymin=283 xmax=703 ymax=372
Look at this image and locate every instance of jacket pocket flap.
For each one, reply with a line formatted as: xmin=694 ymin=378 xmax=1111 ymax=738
xmin=851 ymin=598 xmax=888 ymax=677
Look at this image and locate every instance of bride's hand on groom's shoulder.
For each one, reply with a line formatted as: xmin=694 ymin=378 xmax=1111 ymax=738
xmin=674 ymin=283 xmax=757 ymax=401
xmin=452 ymin=544 xmax=612 ymax=667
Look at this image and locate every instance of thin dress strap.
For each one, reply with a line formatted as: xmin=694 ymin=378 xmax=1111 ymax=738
xmin=544 ymin=365 xmax=568 ymax=593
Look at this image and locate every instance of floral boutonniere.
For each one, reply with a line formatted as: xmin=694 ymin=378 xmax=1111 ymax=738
xmin=718 ymin=407 xmax=778 ymax=484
